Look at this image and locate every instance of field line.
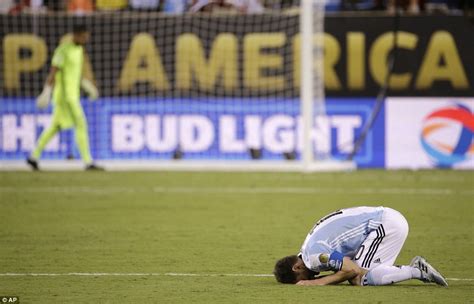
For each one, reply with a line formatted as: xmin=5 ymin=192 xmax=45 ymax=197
xmin=0 ymin=273 xmax=472 ymax=281
xmin=1 ymin=186 xmax=473 ymax=196
xmin=0 ymin=272 xmax=273 ymax=278
xmin=152 ymin=186 xmax=474 ymax=196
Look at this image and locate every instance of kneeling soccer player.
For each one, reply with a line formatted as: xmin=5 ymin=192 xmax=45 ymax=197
xmin=274 ymin=206 xmax=448 ymax=287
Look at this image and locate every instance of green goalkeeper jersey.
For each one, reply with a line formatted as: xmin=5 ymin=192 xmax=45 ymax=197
xmin=51 ymin=42 xmax=83 ymax=104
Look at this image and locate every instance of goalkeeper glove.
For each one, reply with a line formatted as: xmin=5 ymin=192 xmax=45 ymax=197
xmin=81 ymin=79 xmax=99 ymax=101
xmin=36 ymin=85 xmax=52 ymax=109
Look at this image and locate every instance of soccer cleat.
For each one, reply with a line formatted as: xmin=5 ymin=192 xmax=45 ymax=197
xmin=85 ymin=163 xmax=105 ymax=171
xmin=410 ymin=256 xmax=448 ymax=287
xmin=26 ymin=157 xmax=40 ymax=171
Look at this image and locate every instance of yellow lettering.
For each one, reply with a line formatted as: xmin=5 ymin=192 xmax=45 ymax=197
xmin=347 ymin=32 xmax=365 ymax=90
xmin=118 ymin=33 xmax=169 ymax=92
xmin=244 ymin=33 xmax=286 ymax=90
xmin=4 ymin=34 xmax=47 ymax=90
xmin=370 ymin=31 xmax=417 ymax=89
xmin=176 ymin=33 xmax=237 ymax=90
xmin=416 ymin=31 xmax=469 ymax=89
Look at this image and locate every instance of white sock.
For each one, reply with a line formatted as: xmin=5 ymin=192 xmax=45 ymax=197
xmin=363 ymin=265 xmax=422 ymax=286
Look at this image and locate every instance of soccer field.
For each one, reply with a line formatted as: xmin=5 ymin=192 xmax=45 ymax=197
xmin=0 ymin=170 xmax=472 ymax=303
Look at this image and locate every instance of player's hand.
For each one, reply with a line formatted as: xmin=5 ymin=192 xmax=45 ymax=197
xmin=36 ymin=85 xmax=52 ymax=109
xmin=296 ymin=280 xmax=322 ymax=286
xmin=81 ymin=78 xmax=99 ymax=101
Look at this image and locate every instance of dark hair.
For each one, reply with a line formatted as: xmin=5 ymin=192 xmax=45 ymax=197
xmin=73 ymin=23 xmax=88 ymax=34
xmin=273 ymin=255 xmax=299 ymax=284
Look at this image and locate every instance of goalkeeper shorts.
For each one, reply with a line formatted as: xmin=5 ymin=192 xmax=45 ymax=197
xmin=52 ymin=99 xmax=87 ymax=130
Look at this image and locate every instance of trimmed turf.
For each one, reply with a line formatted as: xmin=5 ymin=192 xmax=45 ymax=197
xmin=0 ymin=170 xmax=472 ymax=303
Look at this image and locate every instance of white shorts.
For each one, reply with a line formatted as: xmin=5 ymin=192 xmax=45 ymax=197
xmin=353 ymin=207 xmax=409 ymax=270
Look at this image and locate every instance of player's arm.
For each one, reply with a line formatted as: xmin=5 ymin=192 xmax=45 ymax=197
xmin=36 ymin=44 xmax=67 ymax=109
xmin=45 ymin=66 xmax=59 ymax=86
xmin=36 ymin=66 xmax=59 ymax=109
xmin=81 ymin=77 xmax=99 ymax=100
xmin=80 ymin=48 xmax=99 ymax=100
xmin=297 ymin=257 xmax=362 ymax=286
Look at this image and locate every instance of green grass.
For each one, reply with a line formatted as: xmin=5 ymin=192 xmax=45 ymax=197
xmin=0 ymin=170 xmax=473 ymax=303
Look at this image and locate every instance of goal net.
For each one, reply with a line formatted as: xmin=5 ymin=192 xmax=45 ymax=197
xmin=0 ymin=2 xmax=355 ymax=171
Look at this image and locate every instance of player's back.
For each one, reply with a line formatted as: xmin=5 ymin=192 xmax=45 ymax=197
xmin=300 ymin=206 xmax=384 ymax=259
xmin=52 ymin=42 xmax=84 ymax=102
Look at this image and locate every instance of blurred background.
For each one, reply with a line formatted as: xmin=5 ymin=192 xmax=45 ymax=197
xmin=0 ymin=0 xmax=473 ymax=170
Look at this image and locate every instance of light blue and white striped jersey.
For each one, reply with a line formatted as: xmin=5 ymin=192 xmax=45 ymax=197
xmin=299 ymin=206 xmax=384 ymax=272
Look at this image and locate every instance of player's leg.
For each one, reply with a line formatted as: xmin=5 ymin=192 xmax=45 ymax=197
xmin=355 ymin=208 xmax=447 ymax=286
xmin=361 ymin=257 xmax=448 ymax=286
xmin=361 ymin=265 xmax=422 ymax=286
xmin=409 ymin=256 xmax=448 ymax=286
xmin=71 ymin=103 xmax=93 ymax=165
xmin=351 ymin=207 xmax=417 ymax=285
xmin=28 ymin=123 xmax=61 ymax=169
xmin=71 ymin=103 xmax=104 ymax=170
xmin=27 ymin=97 xmax=73 ymax=170
xmin=354 ymin=207 xmax=409 ymax=269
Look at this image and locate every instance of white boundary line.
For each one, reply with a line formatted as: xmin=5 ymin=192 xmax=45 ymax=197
xmin=1 ymin=186 xmax=473 ymax=195
xmin=152 ymin=187 xmax=474 ymax=195
xmin=0 ymin=160 xmax=356 ymax=172
xmin=0 ymin=273 xmax=472 ymax=281
xmin=0 ymin=273 xmax=272 ymax=277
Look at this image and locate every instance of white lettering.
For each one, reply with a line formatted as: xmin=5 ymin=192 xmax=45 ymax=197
xmin=220 ymin=115 xmax=246 ymax=153
xmin=179 ymin=115 xmax=214 ymax=152
xmin=245 ymin=115 xmax=262 ymax=149
xmin=2 ymin=114 xmax=35 ymax=151
xmin=296 ymin=116 xmax=331 ymax=155
xmin=145 ymin=115 xmax=178 ymax=152
xmin=263 ymin=115 xmax=295 ymax=153
xmin=112 ymin=115 xmax=144 ymax=152
xmin=331 ymin=116 xmax=362 ymax=153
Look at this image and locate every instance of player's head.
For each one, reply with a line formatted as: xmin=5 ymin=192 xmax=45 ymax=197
xmin=273 ymin=255 xmax=318 ymax=284
xmin=72 ymin=23 xmax=90 ymax=46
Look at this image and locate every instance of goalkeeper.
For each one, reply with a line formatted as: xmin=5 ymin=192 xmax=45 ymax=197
xmin=27 ymin=23 xmax=102 ymax=171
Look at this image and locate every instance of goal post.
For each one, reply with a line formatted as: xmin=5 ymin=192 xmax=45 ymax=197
xmin=301 ymin=0 xmax=316 ymax=169
xmin=300 ymin=0 xmax=354 ymax=172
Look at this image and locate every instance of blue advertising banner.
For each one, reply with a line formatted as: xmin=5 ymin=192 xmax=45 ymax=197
xmin=0 ymin=98 xmax=384 ymax=167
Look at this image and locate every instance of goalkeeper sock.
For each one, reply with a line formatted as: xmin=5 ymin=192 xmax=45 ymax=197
xmin=363 ymin=265 xmax=422 ymax=286
xmin=74 ymin=115 xmax=93 ymax=165
xmin=31 ymin=124 xmax=60 ymax=160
